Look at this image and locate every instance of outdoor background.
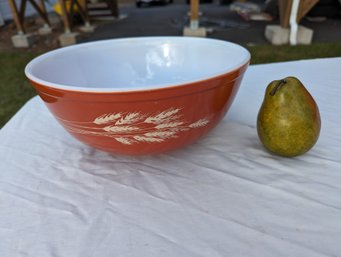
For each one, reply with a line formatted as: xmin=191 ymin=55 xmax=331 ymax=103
xmin=0 ymin=0 xmax=341 ymax=128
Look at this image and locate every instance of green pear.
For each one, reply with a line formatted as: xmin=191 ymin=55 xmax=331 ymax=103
xmin=257 ymin=77 xmax=321 ymax=157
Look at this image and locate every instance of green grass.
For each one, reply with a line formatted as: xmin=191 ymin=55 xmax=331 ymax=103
xmin=1 ymin=42 xmax=341 ymax=128
xmin=247 ymin=43 xmax=341 ymax=64
xmin=0 ymin=51 xmax=38 ymax=128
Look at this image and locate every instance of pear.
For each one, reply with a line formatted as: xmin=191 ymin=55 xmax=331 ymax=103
xmin=257 ymin=76 xmax=321 ymax=157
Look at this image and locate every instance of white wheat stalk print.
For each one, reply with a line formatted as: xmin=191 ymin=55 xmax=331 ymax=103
xmin=115 ymin=112 xmax=142 ymax=125
xmin=133 ymin=136 xmax=164 ymax=143
xmin=144 ymin=108 xmax=181 ymax=124
xmin=115 ymin=137 xmax=134 ymax=145
xmin=189 ymin=119 xmax=210 ymax=128
xmin=103 ymin=125 xmax=140 ymax=133
xmin=155 ymin=122 xmax=183 ymax=129
xmin=63 ymin=107 xmax=211 ymax=145
xmin=144 ymin=131 xmax=177 ymax=138
xmin=94 ymin=113 xmax=122 ymax=125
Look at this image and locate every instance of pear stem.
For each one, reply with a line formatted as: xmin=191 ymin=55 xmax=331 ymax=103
xmin=270 ymin=79 xmax=287 ymax=96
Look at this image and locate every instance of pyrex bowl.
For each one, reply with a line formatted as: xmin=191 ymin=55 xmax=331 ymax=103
xmin=25 ymin=37 xmax=250 ymax=155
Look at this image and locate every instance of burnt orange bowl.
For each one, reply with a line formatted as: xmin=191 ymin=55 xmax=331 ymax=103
xmin=25 ymin=37 xmax=250 ymax=155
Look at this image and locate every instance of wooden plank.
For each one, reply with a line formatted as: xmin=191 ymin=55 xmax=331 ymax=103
xmin=58 ymin=0 xmax=72 ymax=33
xmin=278 ymin=0 xmax=292 ymax=28
xmin=28 ymin=0 xmax=50 ymax=24
xmin=74 ymin=0 xmax=90 ymax=24
xmin=38 ymin=0 xmax=50 ymax=25
xmin=190 ymin=0 xmax=199 ymax=22
xmin=297 ymin=0 xmax=319 ymax=21
xmin=18 ymin=0 xmax=27 ymax=22
xmin=279 ymin=0 xmax=319 ymax=28
xmin=7 ymin=0 xmax=25 ymax=33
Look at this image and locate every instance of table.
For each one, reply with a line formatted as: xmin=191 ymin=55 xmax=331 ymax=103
xmin=1 ymin=58 xmax=341 ymax=257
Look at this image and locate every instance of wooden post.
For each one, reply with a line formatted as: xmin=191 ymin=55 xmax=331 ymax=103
xmin=28 ymin=0 xmax=50 ymax=25
xmin=190 ymin=0 xmax=199 ymax=29
xmin=297 ymin=0 xmax=319 ymax=21
xmin=38 ymin=0 xmax=47 ymax=14
xmin=8 ymin=0 xmax=51 ymax=33
xmin=18 ymin=0 xmax=27 ymax=24
xmin=279 ymin=0 xmax=292 ymax=28
xmin=279 ymin=0 xmax=319 ymax=28
xmin=76 ymin=0 xmax=91 ymax=25
xmin=266 ymin=0 xmax=317 ymax=45
xmin=59 ymin=0 xmax=72 ymax=33
xmin=59 ymin=0 xmax=96 ymax=33
xmin=183 ymin=0 xmax=206 ymax=37
xmin=58 ymin=0 xmax=96 ymax=46
xmin=38 ymin=0 xmax=51 ymax=26
xmin=8 ymin=0 xmax=25 ymax=33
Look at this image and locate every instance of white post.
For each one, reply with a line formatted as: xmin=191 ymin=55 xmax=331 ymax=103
xmin=289 ymin=0 xmax=300 ymax=45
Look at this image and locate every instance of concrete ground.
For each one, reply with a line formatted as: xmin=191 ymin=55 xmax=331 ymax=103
xmin=82 ymin=0 xmax=341 ymax=45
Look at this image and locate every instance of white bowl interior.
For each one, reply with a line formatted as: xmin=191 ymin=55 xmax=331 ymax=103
xmin=26 ymin=37 xmax=250 ymax=92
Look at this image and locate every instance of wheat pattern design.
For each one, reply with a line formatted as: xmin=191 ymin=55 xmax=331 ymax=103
xmin=61 ymin=108 xmax=211 ymax=145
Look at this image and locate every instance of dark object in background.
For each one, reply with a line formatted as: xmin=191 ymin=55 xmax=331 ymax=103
xmin=186 ymin=0 xmax=213 ymax=4
xmin=264 ymin=0 xmax=279 ymax=19
xmin=219 ymin=0 xmax=233 ymax=5
xmin=307 ymin=0 xmax=341 ymax=18
xmin=264 ymin=0 xmax=341 ymax=21
xmin=136 ymin=0 xmax=173 ymax=8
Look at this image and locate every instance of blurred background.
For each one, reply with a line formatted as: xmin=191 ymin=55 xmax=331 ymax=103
xmin=0 ymin=0 xmax=341 ymax=127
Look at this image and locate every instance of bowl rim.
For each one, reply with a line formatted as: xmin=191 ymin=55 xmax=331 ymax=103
xmin=25 ymin=36 xmax=251 ymax=93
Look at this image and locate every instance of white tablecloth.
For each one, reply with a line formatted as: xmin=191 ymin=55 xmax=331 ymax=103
xmin=1 ymin=58 xmax=341 ymax=257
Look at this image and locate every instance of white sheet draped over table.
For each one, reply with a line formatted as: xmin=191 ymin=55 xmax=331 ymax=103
xmin=1 ymin=58 xmax=340 ymax=257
